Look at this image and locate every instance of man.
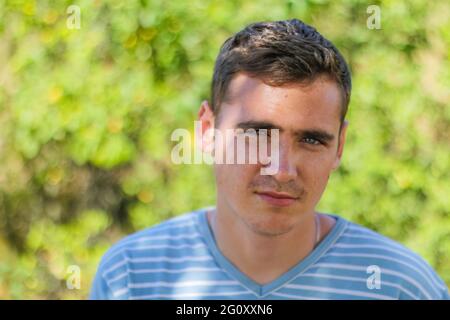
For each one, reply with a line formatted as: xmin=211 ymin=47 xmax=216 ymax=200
xmin=90 ymin=19 xmax=449 ymax=300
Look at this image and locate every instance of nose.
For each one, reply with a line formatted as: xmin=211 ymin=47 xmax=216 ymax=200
xmin=270 ymin=139 xmax=298 ymax=183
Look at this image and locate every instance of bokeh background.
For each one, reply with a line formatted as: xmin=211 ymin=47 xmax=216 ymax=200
xmin=0 ymin=0 xmax=448 ymax=299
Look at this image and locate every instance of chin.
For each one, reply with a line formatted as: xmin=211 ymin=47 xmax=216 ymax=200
xmin=244 ymin=211 xmax=298 ymax=237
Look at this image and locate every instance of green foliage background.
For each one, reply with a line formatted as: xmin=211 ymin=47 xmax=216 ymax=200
xmin=0 ymin=0 xmax=448 ymax=299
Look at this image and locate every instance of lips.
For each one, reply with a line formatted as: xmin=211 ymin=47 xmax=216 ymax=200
xmin=255 ymin=190 xmax=299 ymax=207
xmin=256 ymin=191 xmax=298 ymax=199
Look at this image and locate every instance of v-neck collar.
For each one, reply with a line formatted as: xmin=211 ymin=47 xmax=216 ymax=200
xmin=197 ymin=207 xmax=348 ymax=298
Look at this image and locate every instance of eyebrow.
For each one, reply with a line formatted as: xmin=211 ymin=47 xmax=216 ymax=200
xmin=235 ymin=120 xmax=335 ymax=143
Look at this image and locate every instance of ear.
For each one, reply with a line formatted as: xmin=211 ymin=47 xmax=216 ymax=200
xmin=197 ymin=100 xmax=215 ymax=153
xmin=331 ymin=120 xmax=349 ymax=171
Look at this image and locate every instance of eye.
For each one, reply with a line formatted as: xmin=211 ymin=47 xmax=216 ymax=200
xmin=242 ymin=128 xmax=270 ymax=137
xmin=302 ymin=137 xmax=322 ymax=145
xmin=255 ymin=129 xmax=270 ymax=137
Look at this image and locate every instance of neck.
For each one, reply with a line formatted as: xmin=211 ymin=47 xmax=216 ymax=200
xmin=207 ymin=202 xmax=334 ymax=285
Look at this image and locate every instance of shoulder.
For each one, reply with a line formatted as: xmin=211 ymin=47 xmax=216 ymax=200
xmin=90 ymin=209 xmax=205 ymax=299
xmin=114 ymin=210 xmax=201 ymax=245
xmin=100 ymin=209 xmax=203 ymax=267
xmin=329 ymin=218 xmax=449 ymax=299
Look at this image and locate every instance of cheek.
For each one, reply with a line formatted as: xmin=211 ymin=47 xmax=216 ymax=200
xmin=215 ymin=164 xmax=260 ymax=193
xmin=299 ymin=152 xmax=335 ymax=187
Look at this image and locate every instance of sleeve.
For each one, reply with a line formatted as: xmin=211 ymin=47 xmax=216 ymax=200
xmin=439 ymin=286 xmax=450 ymax=300
xmin=89 ymin=265 xmax=115 ymax=300
xmin=88 ymin=243 xmax=130 ymax=300
xmin=424 ymin=271 xmax=450 ymax=300
xmin=431 ymin=271 xmax=450 ymax=300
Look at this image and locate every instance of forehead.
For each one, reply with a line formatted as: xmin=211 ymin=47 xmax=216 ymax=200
xmin=220 ymin=73 xmax=342 ymax=132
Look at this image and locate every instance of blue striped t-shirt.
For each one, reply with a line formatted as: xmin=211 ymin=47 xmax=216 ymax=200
xmin=90 ymin=208 xmax=449 ymax=300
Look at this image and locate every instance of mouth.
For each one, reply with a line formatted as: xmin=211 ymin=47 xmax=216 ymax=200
xmin=254 ymin=191 xmax=299 ymax=207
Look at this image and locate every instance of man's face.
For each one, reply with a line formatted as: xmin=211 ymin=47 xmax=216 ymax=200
xmin=199 ymin=73 xmax=348 ymax=237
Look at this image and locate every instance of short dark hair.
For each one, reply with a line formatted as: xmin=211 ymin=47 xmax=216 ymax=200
xmin=210 ymin=19 xmax=352 ymax=124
